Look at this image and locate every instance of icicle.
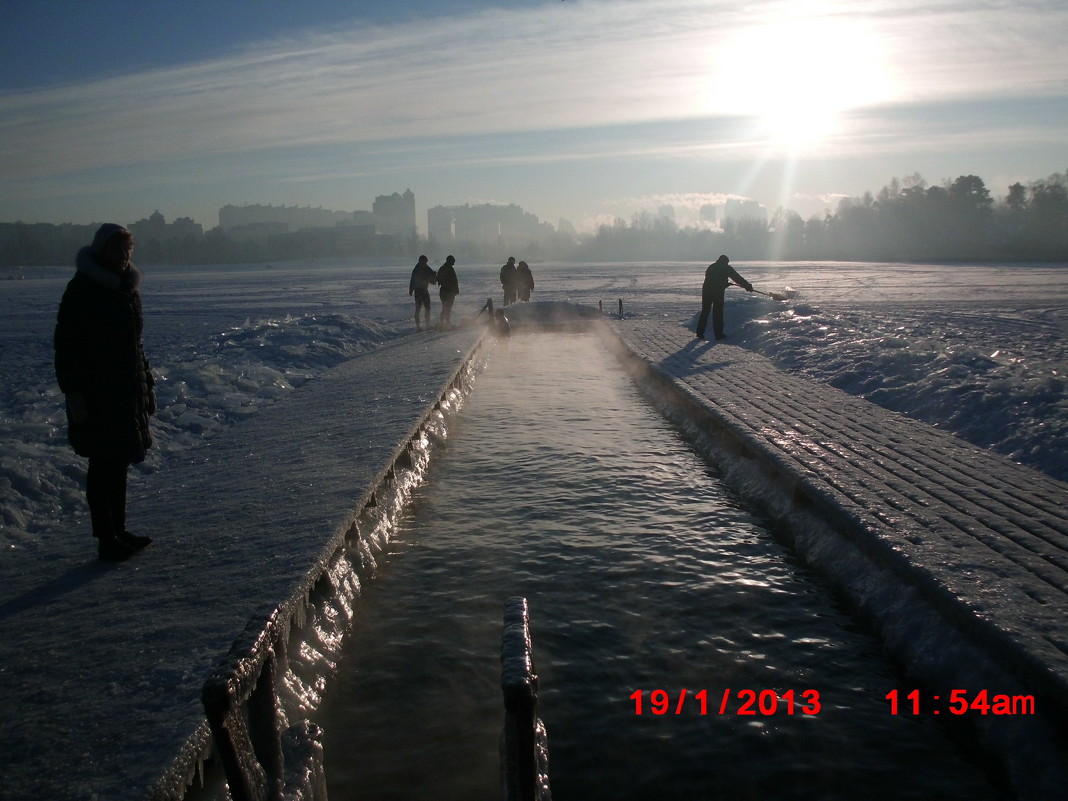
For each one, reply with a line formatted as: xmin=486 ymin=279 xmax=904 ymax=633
xmin=280 ymin=721 xmax=327 ymax=801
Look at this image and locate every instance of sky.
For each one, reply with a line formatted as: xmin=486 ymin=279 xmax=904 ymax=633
xmin=1 ymin=0 xmax=1066 ymax=234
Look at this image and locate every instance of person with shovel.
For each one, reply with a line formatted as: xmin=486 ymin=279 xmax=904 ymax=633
xmin=696 ymin=254 xmax=753 ymax=340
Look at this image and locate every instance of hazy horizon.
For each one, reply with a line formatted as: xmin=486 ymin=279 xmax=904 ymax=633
xmin=2 ymin=0 xmax=1066 ymax=234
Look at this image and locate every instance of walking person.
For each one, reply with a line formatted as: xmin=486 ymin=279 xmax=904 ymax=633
xmin=500 ymin=256 xmax=518 ymax=306
xmin=437 ymin=255 xmax=459 ymax=329
xmin=516 ymin=260 xmax=534 ymax=302
xmin=54 ymin=224 xmax=157 ymax=561
xmin=696 ymin=254 xmax=753 ymax=340
xmin=409 ymin=254 xmax=437 ymax=331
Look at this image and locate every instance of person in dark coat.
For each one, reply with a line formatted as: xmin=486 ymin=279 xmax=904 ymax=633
xmin=436 ymin=255 xmax=459 ymax=329
xmin=54 ymin=224 xmax=157 ymax=561
xmin=516 ymin=260 xmax=534 ymax=302
xmin=476 ymin=297 xmax=510 ymax=336
xmin=696 ymin=254 xmax=753 ymax=340
xmin=408 ymin=255 xmax=437 ymax=331
xmin=500 ymin=257 xmax=518 ymax=306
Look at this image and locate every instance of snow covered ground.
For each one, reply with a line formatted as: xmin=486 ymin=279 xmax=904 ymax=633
xmin=2 ymin=258 xmax=1065 ymax=556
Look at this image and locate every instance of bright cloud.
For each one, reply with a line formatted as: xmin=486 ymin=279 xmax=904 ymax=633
xmin=4 ymin=0 xmax=1066 ymax=177
xmin=0 ymin=0 xmax=1065 ymax=226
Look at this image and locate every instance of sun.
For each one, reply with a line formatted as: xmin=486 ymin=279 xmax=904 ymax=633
xmin=712 ymin=18 xmax=893 ymax=150
xmin=754 ymin=82 xmax=843 ymax=148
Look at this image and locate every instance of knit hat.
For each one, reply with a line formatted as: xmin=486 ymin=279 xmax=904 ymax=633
xmin=91 ymin=223 xmax=131 ymax=255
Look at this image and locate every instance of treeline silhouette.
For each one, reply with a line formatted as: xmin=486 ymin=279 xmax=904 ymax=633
xmin=578 ymin=171 xmax=1068 ymax=263
xmin=2 ymin=171 xmax=1066 ymax=268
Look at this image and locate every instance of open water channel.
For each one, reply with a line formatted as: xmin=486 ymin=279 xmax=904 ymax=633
xmin=314 ymin=330 xmax=1004 ymax=800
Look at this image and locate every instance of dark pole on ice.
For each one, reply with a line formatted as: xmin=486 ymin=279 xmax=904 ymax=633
xmin=618 ymin=299 xmax=623 ymax=319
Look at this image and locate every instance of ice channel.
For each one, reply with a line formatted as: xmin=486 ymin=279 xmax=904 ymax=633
xmin=307 ymin=330 xmax=1004 ymax=801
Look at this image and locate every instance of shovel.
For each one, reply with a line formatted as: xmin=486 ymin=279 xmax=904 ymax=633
xmin=732 ymin=282 xmax=791 ymax=301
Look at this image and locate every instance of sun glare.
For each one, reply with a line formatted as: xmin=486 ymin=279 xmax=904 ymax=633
xmin=712 ymin=18 xmax=893 ymax=150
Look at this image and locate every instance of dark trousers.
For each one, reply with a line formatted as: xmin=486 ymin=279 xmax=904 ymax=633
xmin=696 ymin=287 xmax=725 ymax=338
xmin=440 ymin=291 xmax=456 ymax=325
xmin=86 ymin=457 xmax=128 ymax=538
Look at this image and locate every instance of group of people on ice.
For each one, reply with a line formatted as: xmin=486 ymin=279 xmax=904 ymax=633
xmin=408 ymin=254 xmax=535 ymax=332
xmin=408 ymin=254 xmax=459 ymax=331
xmin=409 ymin=252 xmax=758 ymax=339
xmin=54 ymin=224 xmax=761 ymax=562
xmin=498 ymin=257 xmax=534 ymax=306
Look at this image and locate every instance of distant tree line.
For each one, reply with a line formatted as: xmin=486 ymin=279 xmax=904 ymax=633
xmin=2 ymin=170 xmax=1066 ymax=268
xmin=579 ymin=171 xmax=1068 ymax=263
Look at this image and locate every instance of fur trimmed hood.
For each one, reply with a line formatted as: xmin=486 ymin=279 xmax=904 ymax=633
xmin=75 ymin=247 xmax=142 ymax=291
xmin=91 ymin=223 xmax=130 ymax=255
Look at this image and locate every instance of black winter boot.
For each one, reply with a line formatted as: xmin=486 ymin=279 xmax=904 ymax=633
xmin=98 ymin=534 xmax=135 ymax=562
xmin=118 ymin=530 xmax=153 ymax=549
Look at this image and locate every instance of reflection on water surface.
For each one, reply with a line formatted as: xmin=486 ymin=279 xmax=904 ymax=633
xmin=318 ymin=332 xmax=1000 ymax=801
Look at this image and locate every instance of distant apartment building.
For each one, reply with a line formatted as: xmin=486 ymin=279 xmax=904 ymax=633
xmin=426 ymin=205 xmax=456 ymax=243
xmin=724 ymin=198 xmax=768 ymax=224
xmin=427 ymin=202 xmax=551 ymax=246
xmin=217 ymin=196 xmax=413 ymax=255
xmin=128 ymin=211 xmax=204 ymax=242
xmin=699 ymin=204 xmax=717 ymax=225
xmin=218 ymin=203 xmax=352 ymax=233
xmin=372 ymin=189 xmax=417 ymax=241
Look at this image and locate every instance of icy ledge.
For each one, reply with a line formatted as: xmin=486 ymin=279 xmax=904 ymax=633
xmin=150 ymin=346 xmax=483 ymax=801
xmin=602 ymin=318 xmax=1068 ymax=798
xmin=0 ymin=327 xmax=485 ymax=801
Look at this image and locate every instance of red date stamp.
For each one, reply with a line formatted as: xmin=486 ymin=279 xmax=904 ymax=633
xmin=630 ymin=688 xmax=822 ymax=716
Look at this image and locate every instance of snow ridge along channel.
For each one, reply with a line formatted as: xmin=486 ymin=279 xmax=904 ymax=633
xmin=0 ymin=326 xmax=485 ymax=801
xmin=603 ymin=318 xmax=1068 ymax=798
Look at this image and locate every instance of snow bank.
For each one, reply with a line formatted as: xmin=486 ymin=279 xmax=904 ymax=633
xmin=0 ymin=309 xmax=395 ymax=551
xmin=743 ymin=299 xmax=1067 ymax=480
xmin=149 ymin=313 xmax=392 ymax=455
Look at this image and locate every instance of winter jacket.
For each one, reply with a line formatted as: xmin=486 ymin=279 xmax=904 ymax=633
xmin=409 ymin=262 xmax=437 ymax=294
xmin=437 ymin=263 xmax=459 ymax=297
xmin=702 ymin=259 xmax=752 ymax=294
xmin=517 ymin=263 xmax=534 ymax=292
xmin=54 ymin=248 xmax=155 ymax=463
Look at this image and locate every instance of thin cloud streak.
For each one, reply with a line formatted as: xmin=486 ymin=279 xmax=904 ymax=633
xmin=2 ymin=0 xmax=1065 ymax=187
